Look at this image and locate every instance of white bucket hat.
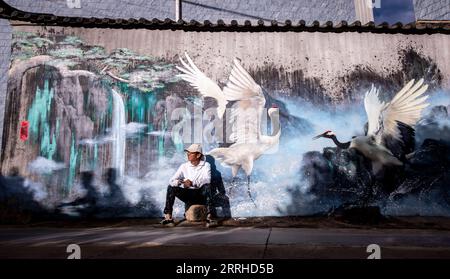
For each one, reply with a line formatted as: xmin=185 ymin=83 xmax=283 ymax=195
xmin=184 ymin=143 xmax=203 ymax=154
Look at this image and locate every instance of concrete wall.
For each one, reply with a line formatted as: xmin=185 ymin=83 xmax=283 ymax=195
xmin=0 ymin=19 xmax=12 ymax=155
xmin=12 ymin=24 xmax=448 ymax=96
xmin=0 ymin=0 xmax=369 ymax=156
xmin=0 ymin=1 xmax=446 ymax=156
xmin=414 ymin=0 xmax=450 ymax=20
xmin=5 ymin=0 xmax=358 ymax=24
xmin=2 ymin=23 xmax=450 ymax=217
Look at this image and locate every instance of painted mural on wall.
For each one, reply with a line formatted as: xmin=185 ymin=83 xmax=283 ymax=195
xmin=1 ymin=28 xmax=450 ymax=221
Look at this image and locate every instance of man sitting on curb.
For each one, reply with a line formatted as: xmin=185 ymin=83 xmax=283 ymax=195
xmin=161 ymin=144 xmax=218 ymax=227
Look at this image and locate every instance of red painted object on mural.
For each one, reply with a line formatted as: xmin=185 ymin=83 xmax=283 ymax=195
xmin=20 ymin=121 xmax=29 ymax=141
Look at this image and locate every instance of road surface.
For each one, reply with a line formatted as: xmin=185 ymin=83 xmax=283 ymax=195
xmin=1 ymin=225 xmax=450 ymax=259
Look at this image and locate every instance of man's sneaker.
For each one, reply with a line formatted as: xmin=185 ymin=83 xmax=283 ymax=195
xmin=206 ymin=218 xmax=218 ymax=228
xmin=160 ymin=219 xmax=175 ymax=227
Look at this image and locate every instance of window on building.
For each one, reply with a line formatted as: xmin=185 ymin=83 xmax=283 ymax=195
xmin=373 ymin=0 xmax=415 ymax=24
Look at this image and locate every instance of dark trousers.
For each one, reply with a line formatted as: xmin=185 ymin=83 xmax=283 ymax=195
xmin=163 ymin=184 xmax=215 ymax=216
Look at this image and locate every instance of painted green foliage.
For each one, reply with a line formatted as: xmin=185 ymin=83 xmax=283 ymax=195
xmin=12 ymin=32 xmax=181 ymax=92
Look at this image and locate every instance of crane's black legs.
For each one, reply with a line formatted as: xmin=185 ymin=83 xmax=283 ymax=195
xmin=227 ymin=176 xmax=257 ymax=208
xmin=247 ymin=176 xmax=257 ymax=208
xmin=228 ymin=177 xmax=237 ymax=196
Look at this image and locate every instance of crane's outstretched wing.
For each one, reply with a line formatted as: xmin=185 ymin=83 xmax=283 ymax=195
xmin=382 ymin=78 xmax=429 ymax=140
xmin=223 ymin=59 xmax=266 ymax=144
xmin=176 ymin=52 xmax=228 ymax=118
xmin=364 ymin=79 xmax=429 ymax=151
xmin=364 ymin=84 xmax=386 ymax=137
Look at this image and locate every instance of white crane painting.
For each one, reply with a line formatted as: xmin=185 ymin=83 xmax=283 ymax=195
xmin=313 ymin=79 xmax=430 ymax=174
xmin=176 ymin=53 xmax=281 ymax=205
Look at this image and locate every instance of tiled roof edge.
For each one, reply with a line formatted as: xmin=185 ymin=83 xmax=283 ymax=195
xmin=1 ymin=0 xmax=449 ymax=34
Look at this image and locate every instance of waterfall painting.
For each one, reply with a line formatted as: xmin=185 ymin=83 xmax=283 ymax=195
xmin=1 ymin=31 xmax=187 ymax=219
xmin=1 ymin=28 xmax=450 ymax=221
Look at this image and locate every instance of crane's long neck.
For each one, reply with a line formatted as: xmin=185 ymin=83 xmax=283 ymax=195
xmin=261 ymin=110 xmax=281 ymax=145
xmin=270 ymin=111 xmax=281 ymax=138
xmin=330 ymin=135 xmax=350 ymax=149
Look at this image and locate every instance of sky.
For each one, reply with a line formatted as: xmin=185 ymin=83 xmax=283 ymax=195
xmin=373 ymin=0 xmax=416 ymax=24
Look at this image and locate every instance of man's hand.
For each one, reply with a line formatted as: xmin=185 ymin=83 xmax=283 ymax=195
xmin=182 ymin=179 xmax=193 ymax=188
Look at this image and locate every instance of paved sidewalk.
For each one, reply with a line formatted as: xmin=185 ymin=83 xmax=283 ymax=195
xmin=1 ymin=226 xmax=450 ymax=258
